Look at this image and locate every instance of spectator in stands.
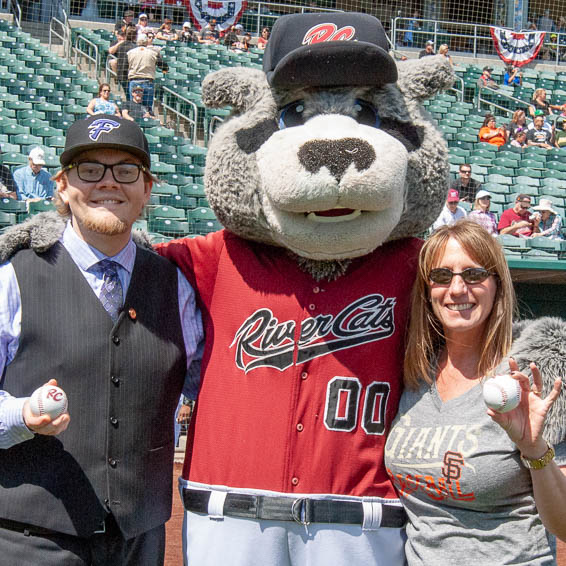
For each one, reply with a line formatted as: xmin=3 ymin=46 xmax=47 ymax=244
xmin=13 ymin=147 xmax=54 ymax=201
xmin=527 ymin=114 xmax=554 ymax=149
xmin=127 ymin=36 xmax=168 ymax=110
xmin=233 ymin=33 xmax=251 ymax=52
xmin=403 ymin=9 xmax=421 ymax=47
xmin=418 ymin=40 xmax=435 ymax=58
xmin=498 ymin=193 xmax=535 ymax=237
xmin=257 ymin=27 xmax=270 ymax=49
xmin=437 ymin=44 xmax=453 ymax=67
xmin=223 ymin=25 xmax=240 ymax=48
xmin=532 ymin=198 xmax=563 ymax=239
xmin=136 ymin=13 xmax=154 ymax=41
xmin=529 ymin=88 xmax=553 ymax=118
xmin=503 ymin=65 xmax=522 ymax=86
xmin=450 ymin=163 xmax=480 ymax=202
xmin=477 ymin=66 xmax=499 ymax=89
xmin=180 ymin=21 xmax=198 ymax=43
xmin=156 ymin=18 xmax=179 ymax=42
xmin=432 ymin=189 xmax=467 ymax=230
xmin=122 ymin=85 xmax=155 ymax=121
xmin=507 ymin=109 xmax=527 ymax=138
xmin=468 ymin=189 xmax=497 ymax=235
xmin=555 ymin=118 xmax=566 ymax=148
xmin=0 ymin=150 xmax=17 ymax=199
xmin=527 ymin=108 xmax=553 ymax=135
xmin=115 ymin=9 xmax=135 ymax=34
xmin=199 ymin=19 xmax=220 ymax=44
xmin=479 ymin=114 xmax=508 ymax=146
xmin=538 ymin=9 xmax=556 ymax=32
xmin=510 ymin=130 xmax=528 ymax=148
xmin=109 ymin=26 xmax=138 ymax=100
xmin=86 ymin=83 xmax=121 ymax=117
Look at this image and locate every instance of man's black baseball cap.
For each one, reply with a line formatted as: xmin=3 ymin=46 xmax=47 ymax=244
xmin=263 ymin=12 xmax=397 ymax=89
xmin=60 ymin=115 xmax=151 ymax=168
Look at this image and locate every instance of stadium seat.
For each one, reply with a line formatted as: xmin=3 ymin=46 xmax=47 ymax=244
xmin=149 ymin=218 xmax=191 ymax=237
xmin=0 ymin=210 xmax=16 ymax=227
xmin=28 ymin=199 xmax=55 ymax=215
xmin=148 ymin=205 xmax=186 ymax=220
xmin=160 ymin=194 xmax=197 ymax=210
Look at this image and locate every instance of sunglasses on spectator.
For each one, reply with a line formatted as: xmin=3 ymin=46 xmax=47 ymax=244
xmin=429 ymin=267 xmax=494 ymax=285
xmin=64 ymin=162 xmax=147 ymax=183
xmin=460 ymin=169 xmax=471 ymax=174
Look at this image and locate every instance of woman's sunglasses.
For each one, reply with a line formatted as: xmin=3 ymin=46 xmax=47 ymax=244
xmin=429 ymin=267 xmax=494 ymax=285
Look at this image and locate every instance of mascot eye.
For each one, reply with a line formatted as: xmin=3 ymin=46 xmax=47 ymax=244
xmin=353 ymin=100 xmax=380 ymax=128
xmin=278 ymin=101 xmax=306 ymax=129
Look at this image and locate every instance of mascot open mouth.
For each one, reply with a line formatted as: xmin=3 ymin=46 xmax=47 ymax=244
xmin=306 ymin=208 xmax=362 ymax=223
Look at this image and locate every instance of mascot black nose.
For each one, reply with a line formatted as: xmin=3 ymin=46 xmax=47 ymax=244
xmin=298 ymin=138 xmax=376 ymax=181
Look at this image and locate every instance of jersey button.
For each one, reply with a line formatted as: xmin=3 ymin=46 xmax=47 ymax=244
xmin=291 ymin=476 xmax=299 ymax=486
xmin=313 ymin=287 xmax=320 ymax=294
xmin=309 ymin=303 xmax=315 ymax=311
xmin=300 ymin=371 xmax=308 ymax=380
xmin=296 ymin=423 xmax=304 ymax=432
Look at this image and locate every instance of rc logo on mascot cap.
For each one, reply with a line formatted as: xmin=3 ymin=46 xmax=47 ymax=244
xmin=263 ymin=12 xmax=397 ymax=88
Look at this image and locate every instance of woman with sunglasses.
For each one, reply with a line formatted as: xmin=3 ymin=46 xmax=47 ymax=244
xmin=86 ymin=83 xmax=121 ymax=117
xmin=385 ymin=220 xmax=564 ymax=565
xmin=467 ymin=189 xmax=497 ymax=235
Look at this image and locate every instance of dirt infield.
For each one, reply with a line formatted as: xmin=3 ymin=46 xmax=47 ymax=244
xmin=164 ymin=462 xmax=184 ymax=566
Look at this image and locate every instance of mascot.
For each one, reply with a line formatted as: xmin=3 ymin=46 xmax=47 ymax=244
xmin=156 ymin=12 xmax=454 ymax=566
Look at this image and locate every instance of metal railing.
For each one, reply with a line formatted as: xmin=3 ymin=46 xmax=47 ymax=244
xmin=160 ymin=84 xmax=198 ymax=144
xmin=73 ymin=33 xmax=99 ymax=74
xmin=9 ymin=0 xmax=20 ymax=27
xmin=49 ymin=15 xmax=71 ymax=59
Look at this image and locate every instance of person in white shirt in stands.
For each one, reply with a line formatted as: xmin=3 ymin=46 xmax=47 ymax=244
xmin=432 ymin=188 xmax=467 ymax=230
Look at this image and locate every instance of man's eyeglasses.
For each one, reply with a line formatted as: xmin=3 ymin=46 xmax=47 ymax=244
xmin=429 ymin=267 xmax=494 ymax=285
xmin=64 ymin=162 xmax=147 ymax=184
xmin=519 ymin=201 xmax=531 ymax=209
xmin=460 ymin=169 xmax=471 ymax=174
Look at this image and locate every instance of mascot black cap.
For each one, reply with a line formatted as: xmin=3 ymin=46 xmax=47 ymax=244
xmin=60 ymin=114 xmax=151 ymax=168
xmin=263 ymin=12 xmax=398 ymax=89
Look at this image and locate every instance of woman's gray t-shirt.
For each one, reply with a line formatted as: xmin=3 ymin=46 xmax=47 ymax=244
xmin=385 ymin=381 xmax=554 ymax=565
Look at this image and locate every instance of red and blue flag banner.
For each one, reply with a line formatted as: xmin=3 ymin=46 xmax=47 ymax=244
xmin=490 ymin=27 xmax=546 ymax=67
xmin=184 ymin=0 xmax=247 ymax=31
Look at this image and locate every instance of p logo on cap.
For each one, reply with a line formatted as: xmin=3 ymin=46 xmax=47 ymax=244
xmin=88 ymin=119 xmax=121 ymax=141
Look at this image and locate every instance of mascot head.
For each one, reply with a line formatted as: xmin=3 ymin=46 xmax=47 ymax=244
xmin=202 ymin=12 xmax=454 ymax=274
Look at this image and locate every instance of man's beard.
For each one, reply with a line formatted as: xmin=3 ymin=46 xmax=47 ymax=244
xmin=82 ymin=214 xmax=129 ymax=236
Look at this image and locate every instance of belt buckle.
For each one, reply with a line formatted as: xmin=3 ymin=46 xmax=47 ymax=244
xmin=291 ymin=498 xmax=310 ymax=526
xmin=93 ymin=520 xmax=106 ymax=534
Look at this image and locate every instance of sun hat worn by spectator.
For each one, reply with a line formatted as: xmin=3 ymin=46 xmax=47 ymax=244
xmin=533 ymin=198 xmax=558 ymax=215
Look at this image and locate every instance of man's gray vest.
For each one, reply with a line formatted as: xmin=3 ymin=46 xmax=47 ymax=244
xmin=0 ymin=242 xmax=187 ymax=538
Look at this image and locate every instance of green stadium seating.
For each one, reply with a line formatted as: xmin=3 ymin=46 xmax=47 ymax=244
xmin=148 ymin=205 xmax=186 ymax=220
xmin=28 ymin=199 xmax=55 ymax=215
xmin=150 ymin=218 xmax=191 ymax=237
